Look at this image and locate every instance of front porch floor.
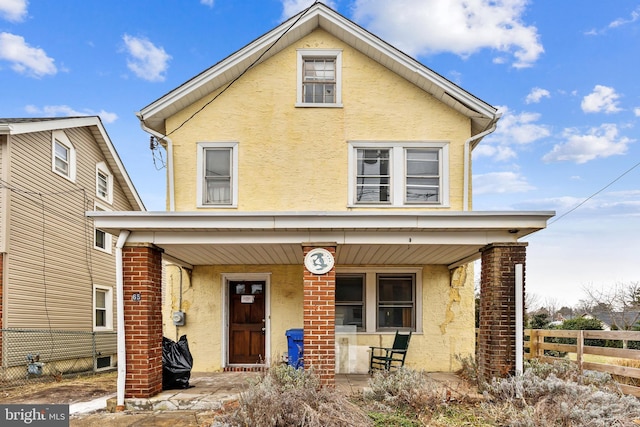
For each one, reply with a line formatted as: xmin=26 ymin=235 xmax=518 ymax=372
xmin=109 ymin=371 xmax=470 ymax=413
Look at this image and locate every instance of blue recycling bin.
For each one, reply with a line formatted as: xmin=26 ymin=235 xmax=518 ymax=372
xmin=285 ymin=328 xmax=304 ymax=368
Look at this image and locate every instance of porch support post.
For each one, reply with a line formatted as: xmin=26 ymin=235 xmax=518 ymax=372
xmin=478 ymin=242 xmax=527 ymax=381
xmin=302 ymin=244 xmax=336 ymax=386
xmin=122 ymin=243 xmax=164 ymax=398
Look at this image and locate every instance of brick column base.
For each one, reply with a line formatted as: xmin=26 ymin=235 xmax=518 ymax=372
xmin=302 ymin=245 xmax=336 ymax=386
xmin=123 ymin=244 xmax=163 ymax=398
xmin=478 ymin=242 xmax=527 ymax=381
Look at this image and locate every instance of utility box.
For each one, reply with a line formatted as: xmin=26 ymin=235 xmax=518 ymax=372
xmin=285 ymin=328 xmax=304 ymax=369
xmin=172 ymin=311 xmax=186 ymax=326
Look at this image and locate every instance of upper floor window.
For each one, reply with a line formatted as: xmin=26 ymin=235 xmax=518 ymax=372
xmin=196 ymin=142 xmax=238 ymax=208
xmin=95 ymin=162 xmax=113 ymax=204
xmin=51 ymin=130 xmax=76 ymax=182
xmin=296 ymin=49 xmax=342 ymax=107
xmin=349 ymin=141 xmax=449 ymax=207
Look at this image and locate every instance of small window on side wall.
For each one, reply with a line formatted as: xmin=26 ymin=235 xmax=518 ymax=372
xmin=93 ymin=285 xmax=113 ymax=331
xmin=296 ymin=49 xmax=342 ymax=107
xmin=52 ymin=130 xmax=76 ymax=182
xmin=95 ymin=162 xmax=113 ymax=204
xmin=93 ymin=203 xmax=112 ymax=253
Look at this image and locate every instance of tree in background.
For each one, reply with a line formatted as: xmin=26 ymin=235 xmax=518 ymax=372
xmin=582 ymin=282 xmax=640 ymax=330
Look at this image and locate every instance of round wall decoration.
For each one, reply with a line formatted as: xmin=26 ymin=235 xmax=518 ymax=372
xmin=304 ymin=248 xmax=335 ymax=275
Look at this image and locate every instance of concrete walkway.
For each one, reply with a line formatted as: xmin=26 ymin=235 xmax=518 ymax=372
xmin=70 ymin=371 xmax=466 ymax=426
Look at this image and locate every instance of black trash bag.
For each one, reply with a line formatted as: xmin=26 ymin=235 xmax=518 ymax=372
xmin=162 ymin=335 xmax=193 ymax=390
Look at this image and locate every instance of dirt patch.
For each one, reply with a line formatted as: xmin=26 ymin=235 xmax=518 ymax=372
xmin=0 ymin=371 xmax=116 ymax=404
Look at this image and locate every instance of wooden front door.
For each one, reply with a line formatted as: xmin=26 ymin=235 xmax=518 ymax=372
xmin=229 ymin=281 xmax=266 ymax=364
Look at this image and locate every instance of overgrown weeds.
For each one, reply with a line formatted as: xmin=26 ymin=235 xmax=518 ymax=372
xmin=214 ymin=364 xmax=371 ymax=426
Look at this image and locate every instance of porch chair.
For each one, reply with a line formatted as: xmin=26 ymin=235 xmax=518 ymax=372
xmin=369 ymin=330 xmax=412 ymax=373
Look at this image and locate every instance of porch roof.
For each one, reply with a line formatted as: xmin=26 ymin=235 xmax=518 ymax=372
xmin=89 ymin=210 xmax=554 ymax=269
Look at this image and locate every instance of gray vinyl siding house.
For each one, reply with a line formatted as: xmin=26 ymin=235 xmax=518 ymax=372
xmin=0 ymin=117 xmax=144 ymax=379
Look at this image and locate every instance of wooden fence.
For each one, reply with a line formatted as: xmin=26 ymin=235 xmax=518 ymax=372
xmin=525 ymin=329 xmax=640 ymax=397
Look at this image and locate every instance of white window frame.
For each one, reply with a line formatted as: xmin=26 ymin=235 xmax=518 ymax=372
xmin=296 ymin=49 xmax=343 ymax=107
xmin=93 ymin=202 xmax=112 ymax=253
xmin=348 ymin=141 xmax=449 ymax=207
xmin=93 ymin=285 xmax=113 ymax=331
xmin=51 ymin=130 xmax=76 ymax=182
xmin=335 ymin=273 xmax=366 ymax=332
xmin=196 ymin=142 xmax=239 ymax=208
xmin=336 ymin=267 xmax=422 ymax=334
xmin=95 ymin=162 xmax=113 ymax=204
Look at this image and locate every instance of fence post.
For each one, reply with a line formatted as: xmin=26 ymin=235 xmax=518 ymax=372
xmin=576 ymin=330 xmax=584 ymax=374
xmin=530 ymin=329 xmax=539 ymax=359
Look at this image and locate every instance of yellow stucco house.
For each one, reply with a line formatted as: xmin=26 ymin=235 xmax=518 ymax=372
xmin=91 ymin=3 xmax=553 ymax=401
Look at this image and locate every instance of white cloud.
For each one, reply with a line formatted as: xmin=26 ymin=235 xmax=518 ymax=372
xmin=525 ymin=87 xmax=550 ymax=104
xmin=200 ymin=0 xmax=214 ymax=7
xmin=608 ymin=6 xmax=640 ymax=29
xmin=473 ymin=171 xmax=535 ymax=195
xmin=634 ymin=107 xmax=640 ymax=117
xmin=542 ymin=123 xmax=633 ymax=164
xmin=122 ymin=34 xmax=171 ymax=82
xmin=0 ymin=0 xmax=27 ymax=22
xmin=25 ymin=104 xmax=118 ymax=123
xmin=280 ymin=0 xmax=337 ymax=20
xmin=490 ymin=106 xmax=551 ymax=144
xmin=0 ymin=32 xmax=56 ymax=77
xmin=473 ymin=144 xmax=516 ymax=161
xmin=352 ymin=0 xmax=543 ymax=68
xmin=581 ymin=85 xmax=622 ymax=114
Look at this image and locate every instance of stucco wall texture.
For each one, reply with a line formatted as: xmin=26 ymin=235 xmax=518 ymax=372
xmin=166 ymin=30 xmax=470 ymax=212
xmin=161 ymin=29 xmax=476 ymax=373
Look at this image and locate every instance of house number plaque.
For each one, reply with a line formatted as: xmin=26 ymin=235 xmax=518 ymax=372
xmin=131 ymin=292 xmax=141 ymax=301
xmin=304 ymin=248 xmax=335 ymax=275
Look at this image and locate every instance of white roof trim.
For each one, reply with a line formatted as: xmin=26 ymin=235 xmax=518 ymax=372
xmin=137 ymin=3 xmax=498 ymax=135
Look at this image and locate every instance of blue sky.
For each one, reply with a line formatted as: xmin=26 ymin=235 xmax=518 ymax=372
xmin=1 ymin=0 xmax=639 ymax=308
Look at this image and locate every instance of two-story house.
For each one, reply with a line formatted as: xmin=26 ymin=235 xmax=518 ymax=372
xmin=0 ymin=117 xmax=144 ymax=381
xmin=91 ymin=3 xmax=553 ymax=401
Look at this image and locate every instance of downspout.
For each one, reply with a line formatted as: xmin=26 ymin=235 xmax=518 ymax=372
xmin=136 ymin=114 xmax=175 ymax=211
xmin=115 ymin=230 xmax=130 ymax=411
xmin=462 ymin=114 xmax=501 ymax=211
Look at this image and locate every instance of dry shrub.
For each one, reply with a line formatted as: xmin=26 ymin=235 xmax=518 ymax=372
xmin=214 ymin=364 xmax=371 ymax=427
xmin=481 ymin=360 xmax=640 ymax=426
xmin=612 ymin=358 xmax=640 ymax=387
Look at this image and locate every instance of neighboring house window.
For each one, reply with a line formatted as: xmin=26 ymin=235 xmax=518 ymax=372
xmin=296 ymin=49 xmax=342 ymax=107
xmin=196 ymin=142 xmax=239 ymax=207
xmin=335 ymin=268 xmax=422 ymax=333
xmin=95 ymin=162 xmax=113 ymax=204
xmin=93 ymin=285 xmax=113 ymax=330
xmin=336 ymin=274 xmax=365 ymax=331
xmin=51 ymin=130 xmax=76 ymax=181
xmin=93 ymin=203 xmax=112 ymax=253
xmin=349 ymin=141 xmax=449 ymax=207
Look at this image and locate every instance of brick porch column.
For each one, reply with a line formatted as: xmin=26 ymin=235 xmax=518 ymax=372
xmin=302 ymin=245 xmax=336 ymax=386
xmin=478 ymin=242 xmax=527 ymax=381
xmin=122 ymin=244 xmax=163 ymax=398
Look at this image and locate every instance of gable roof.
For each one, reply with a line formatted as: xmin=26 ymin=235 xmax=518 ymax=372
xmin=137 ymin=2 xmax=499 ymax=137
xmin=0 ymin=116 xmax=145 ymax=211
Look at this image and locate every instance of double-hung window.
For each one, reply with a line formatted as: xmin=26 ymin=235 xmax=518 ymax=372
xmin=197 ymin=142 xmax=238 ymax=207
xmin=93 ymin=203 xmax=112 ymax=253
xmin=93 ymin=285 xmax=113 ymax=330
xmin=335 ymin=269 xmax=422 ymax=333
xmin=336 ymin=274 xmax=365 ymax=331
xmin=95 ymin=162 xmax=113 ymax=204
xmin=296 ymin=49 xmax=342 ymax=107
xmin=349 ymin=142 xmax=448 ymax=207
xmin=51 ymin=130 xmax=76 ymax=181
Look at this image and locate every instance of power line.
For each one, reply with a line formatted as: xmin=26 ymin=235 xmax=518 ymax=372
xmin=548 ymin=158 xmax=640 ymax=227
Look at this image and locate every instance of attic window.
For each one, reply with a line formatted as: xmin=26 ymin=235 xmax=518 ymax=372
xmin=296 ymin=49 xmax=342 ymax=107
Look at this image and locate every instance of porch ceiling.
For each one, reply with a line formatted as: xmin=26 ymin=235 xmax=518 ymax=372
xmin=89 ymin=211 xmax=554 ymax=269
